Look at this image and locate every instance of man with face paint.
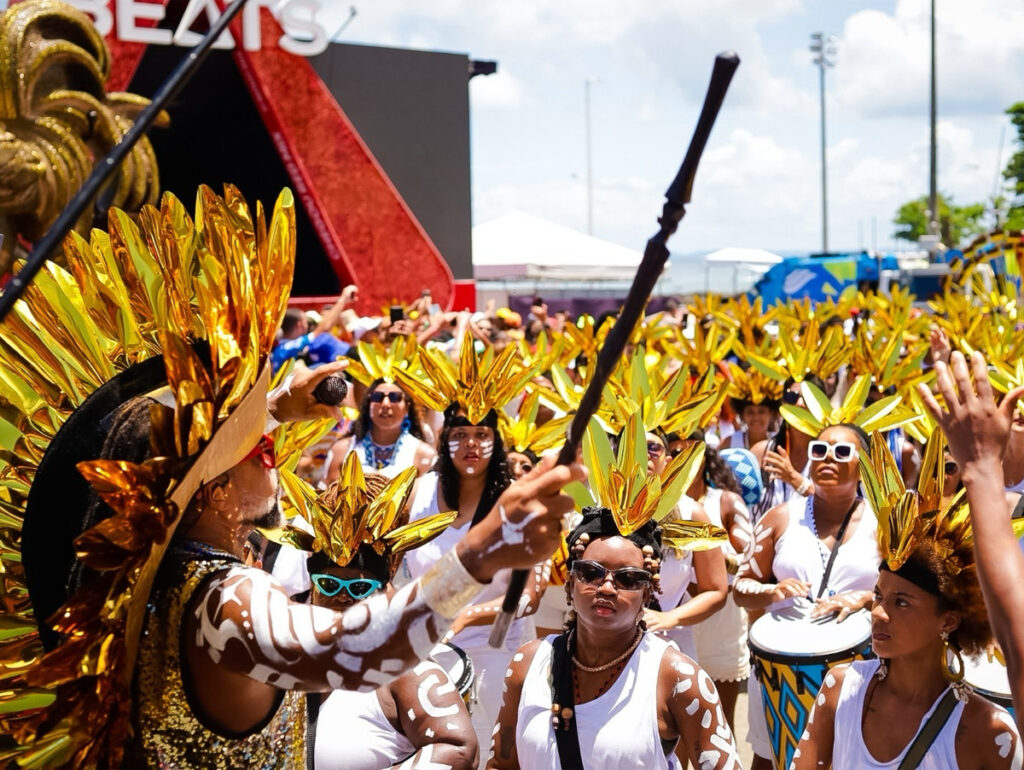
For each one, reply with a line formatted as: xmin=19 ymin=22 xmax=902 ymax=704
xmin=115 ymin=389 xmax=582 ymax=768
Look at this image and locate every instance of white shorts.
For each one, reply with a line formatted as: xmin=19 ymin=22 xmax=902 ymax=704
xmin=693 ymin=594 xmax=750 ymax=682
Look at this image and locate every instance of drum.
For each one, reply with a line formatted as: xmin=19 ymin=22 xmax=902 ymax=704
xmin=965 ymin=649 xmax=1014 ymax=714
xmin=429 ymin=642 xmax=475 ymax=711
xmin=748 ymin=602 xmax=873 ymax=770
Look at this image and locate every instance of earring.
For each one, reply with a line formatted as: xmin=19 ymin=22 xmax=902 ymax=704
xmin=875 ymin=658 xmax=888 ymax=681
xmin=940 ymin=631 xmax=970 ymax=701
xmin=401 ymin=415 xmax=411 ymax=433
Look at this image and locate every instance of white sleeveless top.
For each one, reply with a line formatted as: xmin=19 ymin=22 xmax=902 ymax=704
xmin=516 ymin=633 xmax=682 ymax=769
xmin=400 ymin=473 xmax=531 ymax=652
xmin=314 ymin=688 xmax=415 ymax=770
xmin=832 ymin=659 xmax=964 ymax=769
xmin=770 ymin=494 xmax=879 ymax=612
xmin=346 ymin=431 xmax=421 ymax=479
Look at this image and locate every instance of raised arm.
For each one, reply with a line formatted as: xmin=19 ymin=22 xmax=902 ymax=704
xmin=919 ymin=350 xmax=1024 ymax=729
xmin=187 ymin=457 xmax=585 ymax=692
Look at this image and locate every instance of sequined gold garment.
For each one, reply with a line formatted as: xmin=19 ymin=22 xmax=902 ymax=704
xmin=128 ymin=551 xmax=306 ymax=769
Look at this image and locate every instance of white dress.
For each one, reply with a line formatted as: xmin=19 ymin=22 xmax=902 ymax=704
xmin=831 ymin=659 xmax=964 ymax=769
xmin=516 ymin=633 xmax=684 ymax=769
xmin=693 ymin=489 xmax=750 ymax=682
xmin=346 ymin=431 xmax=421 ymax=478
xmin=400 ymin=472 xmax=534 ymax=762
xmin=657 ymin=497 xmax=698 ymax=659
xmin=314 ymin=688 xmax=415 ymax=769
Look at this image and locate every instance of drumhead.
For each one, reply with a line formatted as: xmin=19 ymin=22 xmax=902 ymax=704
xmin=964 ymin=652 xmax=1012 ymax=701
xmin=429 ymin=642 xmax=474 ymax=697
xmin=748 ymin=602 xmax=871 ymax=660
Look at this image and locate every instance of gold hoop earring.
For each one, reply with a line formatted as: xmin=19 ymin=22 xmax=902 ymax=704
xmin=940 ymin=630 xmax=964 ymax=683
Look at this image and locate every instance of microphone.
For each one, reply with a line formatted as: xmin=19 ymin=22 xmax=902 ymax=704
xmin=313 ymin=374 xmax=348 ymax=406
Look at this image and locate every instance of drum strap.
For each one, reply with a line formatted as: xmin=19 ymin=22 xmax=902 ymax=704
xmin=305 ymin=692 xmax=322 ymax=770
xmin=550 ymin=633 xmax=584 ymax=770
xmin=897 ymin=689 xmax=958 ymax=770
xmin=815 ymin=497 xmax=862 ymax=599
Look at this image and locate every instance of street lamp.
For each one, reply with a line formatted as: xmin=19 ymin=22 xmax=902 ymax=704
xmin=810 ymin=32 xmax=837 ymax=254
xmin=584 ymin=77 xmax=600 ymax=235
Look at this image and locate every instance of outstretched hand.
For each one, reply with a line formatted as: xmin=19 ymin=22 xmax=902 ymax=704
xmin=268 ymin=359 xmax=349 ymax=423
xmin=917 ymin=350 xmax=1024 ymax=470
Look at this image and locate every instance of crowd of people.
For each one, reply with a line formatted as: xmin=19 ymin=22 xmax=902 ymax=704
xmin=5 ymin=185 xmax=1024 ymax=770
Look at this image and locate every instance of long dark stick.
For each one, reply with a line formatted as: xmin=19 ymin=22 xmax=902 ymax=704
xmin=0 ymin=0 xmax=252 ymax=323
xmin=489 ymin=51 xmax=741 ymax=648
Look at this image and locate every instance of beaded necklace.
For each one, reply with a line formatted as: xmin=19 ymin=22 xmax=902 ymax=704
xmin=361 ymin=430 xmax=405 ymax=469
xmin=568 ymin=626 xmax=643 ymax=703
xmin=805 ymin=494 xmax=861 ymax=599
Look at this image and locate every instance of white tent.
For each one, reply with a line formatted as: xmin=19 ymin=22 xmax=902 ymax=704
xmin=473 ymin=212 xmax=644 ymax=281
xmin=702 ymin=247 xmax=783 ymax=266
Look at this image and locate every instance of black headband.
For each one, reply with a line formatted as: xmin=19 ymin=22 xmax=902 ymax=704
xmin=880 ymin=558 xmax=941 ymax=598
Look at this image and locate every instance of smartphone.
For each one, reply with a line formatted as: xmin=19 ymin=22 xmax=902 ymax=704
xmin=428 ymin=303 xmax=441 ymax=316
xmin=389 ymin=305 xmax=404 ymax=324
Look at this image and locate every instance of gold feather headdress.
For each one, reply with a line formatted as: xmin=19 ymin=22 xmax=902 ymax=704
xmin=392 ymin=335 xmax=538 ymax=424
xmin=725 ymin=361 xmax=785 ymax=406
xmin=743 ymin=317 xmax=850 ymax=386
xmin=568 ymin=411 xmax=727 ymax=552
xmin=0 ymin=185 xmax=293 ymax=766
xmin=265 ymin=453 xmax=455 ymax=573
xmin=343 ymin=335 xmax=422 ymax=386
xmin=779 ymin=374 xmax=919 ymax=439
xmin=498 ymin=391 xmax=571 ymax=457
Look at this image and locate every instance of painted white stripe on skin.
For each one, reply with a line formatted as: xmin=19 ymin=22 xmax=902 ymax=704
xmin=479 ymin=439 xmax=494 ymax=459
xmin=397 ymin=744 xmax=452 ymax=770
xmin=416 ymin=673 xmax=460 ymax=718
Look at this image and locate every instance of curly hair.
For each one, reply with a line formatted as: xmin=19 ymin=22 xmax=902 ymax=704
xmin=347 ymin=378 xmax=426 ymax=442
xmin=436 ymin=404 xmax=511 ymax=526
xmin=904 ymin=542 xmax=992 ymax=657
xmin=684 ymin=429 xmax=741 ymax=494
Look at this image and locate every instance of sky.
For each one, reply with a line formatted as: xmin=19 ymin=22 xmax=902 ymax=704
xmin=321 ymin=2 xmax=1021 ymax=258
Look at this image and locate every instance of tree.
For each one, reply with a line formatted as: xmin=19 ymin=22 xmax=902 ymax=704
xmin=1002 ymin=102 xmax=1024 ymax=228
xmin=892 ymin=194 xmax=987 ymax=248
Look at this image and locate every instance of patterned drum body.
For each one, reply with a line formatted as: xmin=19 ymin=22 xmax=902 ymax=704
xmin=748 ymin=604 xmax=873 ymax=770
xmin=965 ymin=650 xmax=1014 ymax=715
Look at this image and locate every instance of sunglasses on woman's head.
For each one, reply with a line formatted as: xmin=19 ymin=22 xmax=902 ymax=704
xmin=571 ymin=559 xmax=652 ymax=591
xmin=310 ymin=574 xmax=384 ymax=599
xmin=369 ymin=391 xmax=403 ymax=404
xmin=807 ymin=440 xmax=859 ymax=463
xmin=242 ymin=434 xmax=276 ymax=469
xmin=646 ymin=440 xmax=666 ymax=459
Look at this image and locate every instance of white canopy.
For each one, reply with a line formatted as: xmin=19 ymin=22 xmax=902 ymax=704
xmin=702 ymin=247 xmax=783 ymax=266
xmin=473 ymin=212 xmax=644 ymax=281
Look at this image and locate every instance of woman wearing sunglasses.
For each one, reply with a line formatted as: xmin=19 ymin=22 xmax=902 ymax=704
xmin=303 ymin=468 xmax=477 ymax=770
xmin=324 ymin=378 xmax=435 ymax=483
xmin=489 ymin=507 xmax=741 ymax=769
xmin=734 ymin=423 xmax=880 ymax=769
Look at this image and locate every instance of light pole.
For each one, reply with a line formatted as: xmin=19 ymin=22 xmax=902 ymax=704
xmin=584 ymin=77 xmax=599 ymax=235
xmin=928 ymin=0 xmax=939 ymax=241
xmin=810 ymin=33 xmax=837 ymax=254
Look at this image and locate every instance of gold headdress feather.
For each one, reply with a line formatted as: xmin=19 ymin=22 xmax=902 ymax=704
xmin=344 ymin=336 xmax=422 ymax=386
xmin=266 ymin=453 xmax=455 ymax=570
xmin=743 ymin=318 xmax=850 ymax=385
xmin=779 ymin=375 xmax=918 ymax=438
xmin=498 ymin=391 xmax=570 ymax=457
xmin=392 ymin=335 xmax=538 ymax=424
xmin=0 ymin=185 xmax=292 ymax=766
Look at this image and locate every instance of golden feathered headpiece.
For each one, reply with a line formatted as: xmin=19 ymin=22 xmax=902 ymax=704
xmin=393 ymin=335 xmax=538 ymax=424
xmin=0 ymin=185 xmax=293 ymax=766
xmin=743 ymin=317 xmax=850 ymax=385
xmin=498 ymin=391 xmax=570 ymax=457
xmin=779 ymin=374 xmax=918 ymax=438
xmin=725 ymin=361 xmax=785 ymax=406
xmin=343 ymin=335 xmax=422 ymax=386
xmin=266 ymin=453 xmax=455 ymax=573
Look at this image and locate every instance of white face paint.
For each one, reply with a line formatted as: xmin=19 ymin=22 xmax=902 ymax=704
xmin=447 ymin=440 xmax=460 ymax=456
xmin=479 ymin=439 xmax=494 ymax=459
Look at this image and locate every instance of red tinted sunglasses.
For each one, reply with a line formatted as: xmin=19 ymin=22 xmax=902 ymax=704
xmin=243 ymin=434 xmax=277 ymax=468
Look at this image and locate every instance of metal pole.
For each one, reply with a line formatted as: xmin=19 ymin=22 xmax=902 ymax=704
xmin=929 ymin=0 xmax=938 ymax=241
xmin=819 ymin=57 xmax=829 ymax=254
xmin=585 ymin=78 xmax=595 ymax=235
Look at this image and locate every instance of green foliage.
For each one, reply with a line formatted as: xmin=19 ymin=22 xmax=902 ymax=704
xmin=892 ymin=194 xmax=987 ymax=248
xmin=1004 ymin=102 xmax=1024 ymax=224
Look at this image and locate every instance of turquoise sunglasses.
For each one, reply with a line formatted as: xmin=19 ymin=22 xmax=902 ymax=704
xmin=311 ymin=573 xmax=383 ymax=600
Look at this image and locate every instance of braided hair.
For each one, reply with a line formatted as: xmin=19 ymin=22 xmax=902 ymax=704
xmin=435 ymin=404 xmax=511 ymax=526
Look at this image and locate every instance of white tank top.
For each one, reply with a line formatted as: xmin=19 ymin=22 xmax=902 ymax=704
xmin=832 ymin=659 xmax=964 ymax=770
xmin=346 ymin=431 xmax=421 ymax=479
xmin=400 ymin=473 xmax=531 ymax=652
xmin=516 ymin=634 xmax=682 ymax=769
xmin=770 ymin=495 xmax=879 ymax=612
xmin=314 ymin=688 xmax=415 ymax=770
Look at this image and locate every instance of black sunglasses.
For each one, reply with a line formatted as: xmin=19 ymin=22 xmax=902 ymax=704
xmin=571 ymin=559 xmax=652 ymax=591
xmin=782 ymin=390 xmax=800 ymax=405
xmin=944 ymin=460 xmax=959 ymax=475
xmin=646 ymin=440 xmax=666 ymax=458
xmin=370 ymin=391 xmax=403 ymax=404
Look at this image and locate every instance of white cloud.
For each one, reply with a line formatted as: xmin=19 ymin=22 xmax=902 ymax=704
xmin=470 ymin=70 xmax=529 ymax=110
